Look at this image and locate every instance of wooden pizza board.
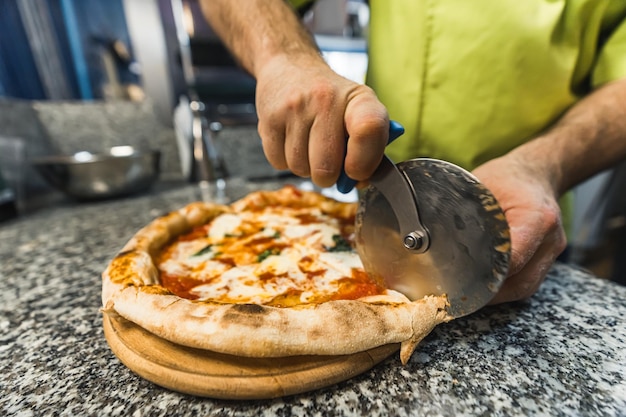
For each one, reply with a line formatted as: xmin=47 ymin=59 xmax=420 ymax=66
xmin=103 ymin=314 xmax=399 ymax=400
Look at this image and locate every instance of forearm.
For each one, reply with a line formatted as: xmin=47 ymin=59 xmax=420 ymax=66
xmin=198 ymin=0 xmax=324 ymax=76
xmin=510 ymin=77 xmax=626 ymax=196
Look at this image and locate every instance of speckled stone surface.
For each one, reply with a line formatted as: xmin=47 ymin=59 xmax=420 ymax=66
xmin=1 ymin=181 xmax=625 ymax=417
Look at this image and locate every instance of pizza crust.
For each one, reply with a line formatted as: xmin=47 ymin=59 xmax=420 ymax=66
xmin=102 ymin=187 xmax=452 ymax=365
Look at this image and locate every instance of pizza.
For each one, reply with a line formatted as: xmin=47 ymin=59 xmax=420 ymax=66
xmin=102 ymin=185 xmax=451 ymax=364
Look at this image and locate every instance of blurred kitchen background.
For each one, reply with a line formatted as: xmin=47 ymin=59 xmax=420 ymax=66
xmin=0 ymin=0 xmax=624 ymax=284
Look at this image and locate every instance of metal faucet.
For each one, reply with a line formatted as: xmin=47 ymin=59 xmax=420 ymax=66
xmin=189 ymin=100 xmax=229 ymax=183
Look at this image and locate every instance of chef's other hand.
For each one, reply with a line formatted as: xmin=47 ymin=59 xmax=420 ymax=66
xmin=255 ymin=55 xmax=390 ymax=188
xmin=472 ymin=154 xmax=568 ymax=304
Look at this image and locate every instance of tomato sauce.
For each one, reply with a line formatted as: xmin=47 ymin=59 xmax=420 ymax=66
xmin=331 ymin=270 xmax=386 ymax=301
xmin=160 ymin=273 xmax=204 ymax=300
xmin=178 ymin=225 xmax=209 ymax=242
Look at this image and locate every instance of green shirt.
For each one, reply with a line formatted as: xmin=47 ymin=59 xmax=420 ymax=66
xmin=367 ymin=0 xmax=626 ymax=168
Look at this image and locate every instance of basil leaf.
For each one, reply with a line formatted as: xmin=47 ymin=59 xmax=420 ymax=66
xmin=192 ymin=244 xmax=213 ymax=257
xmin=257 ymin=248 xmax=281 ymax=262
xmin=327 ymin=234 xmax=352 ymax=252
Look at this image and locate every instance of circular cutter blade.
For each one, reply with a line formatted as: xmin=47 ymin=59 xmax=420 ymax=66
xmin=355 ymin=158 xmax=511 ymax=318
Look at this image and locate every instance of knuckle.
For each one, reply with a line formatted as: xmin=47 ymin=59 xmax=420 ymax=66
xmin=257 ymin=123 xmax=272 ymax=142
xmin=310 ymin=81 xmax=337 ymax=104
xmin=544 ymin=205 xmax=568 ymax=253
xmin=544 ymin=205 xmax=562 ymax=228
xmin=288 ymin=156 xmax=310 ymax=176
xmin=283 ymin=93 xmax=306 ymax=113
xmin=343 ymin=160 xmax=371 ymax=181
xmin=355 ymin=114 xmax=389 ymax=133
xmin=311 ymin=166 xmax=338 ymax=188
xmin=348 ymin=116 xmax=387 ymax=139
xmin=555 ymin=231 xmax=568 ymax=254
xmin=286 ymin=153 xmax=309 ymax=177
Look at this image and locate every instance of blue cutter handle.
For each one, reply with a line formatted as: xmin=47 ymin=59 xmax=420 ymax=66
xmin=336 ymin=120 xmax=405 ymax=194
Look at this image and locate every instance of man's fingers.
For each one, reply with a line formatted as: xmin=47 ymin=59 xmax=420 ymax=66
xmin=343 ymin=101 xmax=389 ymax=181
xmin=257 ymin=74 xmax=388 ymax=187
xmin=308 ymin=111 xmax=346 ymax=187
xmin=258 ymin=120 xmax=288 ymax=170
xmin=285 ymin=118 xmax=313 ymax=178
xmin=490 ymin=224 xmax=566 ymax=305
xmin=489 ymin=239 xmax=553 ymax=305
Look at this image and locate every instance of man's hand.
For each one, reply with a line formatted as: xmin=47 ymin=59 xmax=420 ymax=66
xmin=473 ymin=78 xmax=626 ymax=303
xmin=199 ymin=0 xmax=390 ymax=189
xmin=472 ymin=154 xmax=568 ymax=304
xmin=255 ymin=56 xmax=390 ymax=187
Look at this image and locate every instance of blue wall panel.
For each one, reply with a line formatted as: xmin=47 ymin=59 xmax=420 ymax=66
xmin=0 ymin=0 xmax=46 ymax=99
xmin=0 ymin=0 xmax=135 ymax=100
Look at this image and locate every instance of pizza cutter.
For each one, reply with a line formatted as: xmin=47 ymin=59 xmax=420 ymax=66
xmin=337 ymin=122 xmax=511 ymax=318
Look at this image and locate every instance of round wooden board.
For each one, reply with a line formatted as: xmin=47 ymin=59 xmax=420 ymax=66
xmin=103 ymin=314 xmax=399 ymax=400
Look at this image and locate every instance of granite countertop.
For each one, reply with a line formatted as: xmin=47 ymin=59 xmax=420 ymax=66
xmin=1 ymin=179 xmax=625 ymax=417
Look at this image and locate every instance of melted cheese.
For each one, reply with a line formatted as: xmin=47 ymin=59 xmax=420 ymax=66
xmin=208 ymin=213 xmax=242 ymax=239
xmin=157 ymin=204 xmax=384 ymax=305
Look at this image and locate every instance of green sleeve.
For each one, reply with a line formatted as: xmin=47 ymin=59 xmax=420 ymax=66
xmin=592 ymin=17 xmax=626 ymax=86
xmin=287 ymin=0 xmax=316 ymax=14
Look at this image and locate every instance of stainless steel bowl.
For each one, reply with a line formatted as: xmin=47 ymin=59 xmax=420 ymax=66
xmin=32 ymin=146 xmax=161 ymax=200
